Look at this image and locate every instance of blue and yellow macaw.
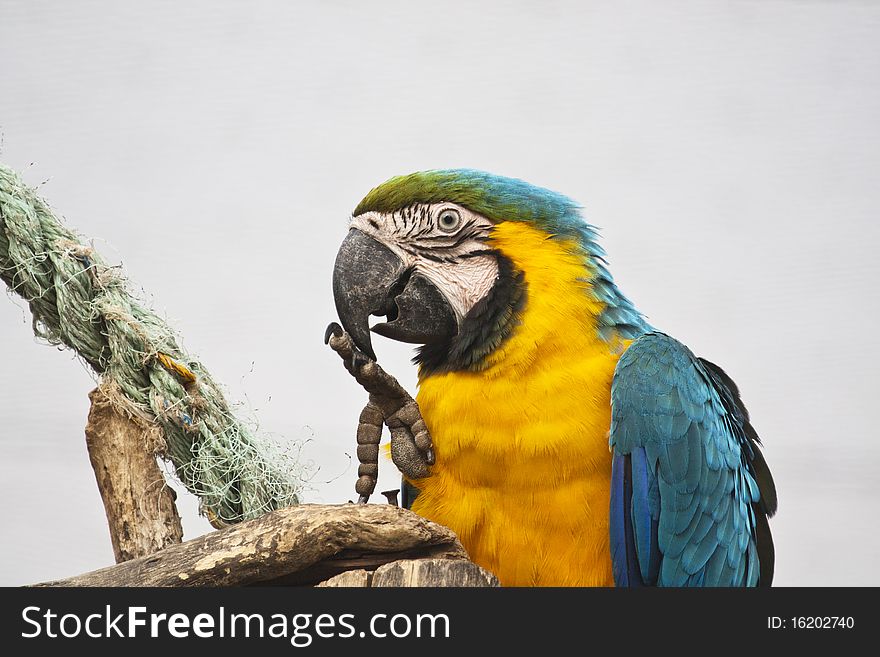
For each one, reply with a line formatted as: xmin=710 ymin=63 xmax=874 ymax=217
xmin=331 ymin=170 xmax=777 ymax=586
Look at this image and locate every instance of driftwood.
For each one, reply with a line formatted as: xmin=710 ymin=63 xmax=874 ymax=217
xmin=372 ymin=558 xmax=498 ymax=587
xmin=318 ymin=559 xmax=499 ymax=587
xmin=85 ymin=385 xmax=183 ymax=562
xmin=33 ymin=504 xmax=470 ymax=587
xmin=71 ymin=385 xmax=497 ymax=589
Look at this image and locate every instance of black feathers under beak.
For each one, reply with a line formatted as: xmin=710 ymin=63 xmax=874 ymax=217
xmin=332 ymin=229 xmax=457 ymax=359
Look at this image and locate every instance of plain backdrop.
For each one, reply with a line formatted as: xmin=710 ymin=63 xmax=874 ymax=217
xmin=1 ymin=0 xmax=878 ymax=586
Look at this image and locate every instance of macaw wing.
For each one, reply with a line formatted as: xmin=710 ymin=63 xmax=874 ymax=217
xmin=609 ymin=332 xmax=777 ymax=587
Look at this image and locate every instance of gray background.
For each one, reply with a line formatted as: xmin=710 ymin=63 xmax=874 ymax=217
xmin=1 ymin=0 xmax=877 ymax=586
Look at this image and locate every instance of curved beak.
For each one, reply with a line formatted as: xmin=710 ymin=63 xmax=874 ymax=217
xmin=332 ymin=229 xmax=457 ymax=359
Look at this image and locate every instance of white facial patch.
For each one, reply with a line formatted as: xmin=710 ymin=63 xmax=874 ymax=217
xmin=416 ymin=251 xmax=499 ymax=320
xmin=350 ymin=203 xmax=499 ymax=321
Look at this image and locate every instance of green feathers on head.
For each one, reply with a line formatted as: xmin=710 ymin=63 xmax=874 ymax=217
xmin=354 ymin=169 xmax=582 ymax=230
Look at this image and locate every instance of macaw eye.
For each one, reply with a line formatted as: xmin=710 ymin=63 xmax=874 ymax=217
xmin=437 ymin=208 xmax=462 ymax=233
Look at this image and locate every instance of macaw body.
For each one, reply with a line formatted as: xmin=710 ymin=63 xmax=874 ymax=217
xmin=414 ymin=221 xmax=621 ymax=585
xmin=332 ymin=170 xmax=776 ymax=587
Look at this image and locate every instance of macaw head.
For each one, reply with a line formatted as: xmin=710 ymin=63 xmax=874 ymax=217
xmin=332 ymin=169 xmax=646 ymax=373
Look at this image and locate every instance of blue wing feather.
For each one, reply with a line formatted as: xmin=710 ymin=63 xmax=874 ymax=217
xmin=609 ymin=332 xmax=776 ymax=587
xmin=609 ymin=452 xmax=637 ymax=587
xmin=609 ymin=453 xmax=627 ymax=585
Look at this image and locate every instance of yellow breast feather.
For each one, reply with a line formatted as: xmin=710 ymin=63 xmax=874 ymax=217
xmin=411 ymin=221 xmax=628 ymax=586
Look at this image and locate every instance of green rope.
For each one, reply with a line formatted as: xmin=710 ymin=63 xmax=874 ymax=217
xmin=0 ymin=163 xmax=302 ymax=524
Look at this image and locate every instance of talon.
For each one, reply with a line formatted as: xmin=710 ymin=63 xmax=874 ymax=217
xmin=351 ymin=350 xmax=370 ymax=371
xmin=328 ymin=316 xmax=435 ymax=494
xmin=381 ymin=489 xmax=400 ymax=506
xmin=324 ymin=322 xmax=343 ymax=344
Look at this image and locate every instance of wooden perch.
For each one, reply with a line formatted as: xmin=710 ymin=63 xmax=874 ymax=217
xmin=32 ymin=504 xmax=473 ymax=587
xmin=318 ymin=559 xmax=499 ymax=587
xmin=85 ymin=385 xmax=183 ymax=562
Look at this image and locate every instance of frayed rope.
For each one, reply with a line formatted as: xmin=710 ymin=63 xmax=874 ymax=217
xmin=0 ymin=163 xmax=303 ymax=525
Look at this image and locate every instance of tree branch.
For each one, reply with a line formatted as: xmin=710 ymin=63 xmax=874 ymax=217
xmin=32 ymin=504 xmax=467 ymax=587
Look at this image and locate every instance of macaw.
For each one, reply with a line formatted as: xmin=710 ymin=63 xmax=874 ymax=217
xmin=331 ymin=170 xmax=777 ymax=586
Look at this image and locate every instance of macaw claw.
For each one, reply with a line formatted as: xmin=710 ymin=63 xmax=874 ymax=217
xmin=381 ymin=489 xmax=400 ymax=506
xmin=326 ymin=324 xmax=434 ymax=500
xmin=351 ymin=350 xmax=370 ymax=372
xmin=324 ymin=322 xmax=344 ymax=344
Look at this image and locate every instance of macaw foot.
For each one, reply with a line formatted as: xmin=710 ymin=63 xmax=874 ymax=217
xmin=325 ymin=322 xmax=434 ymax=503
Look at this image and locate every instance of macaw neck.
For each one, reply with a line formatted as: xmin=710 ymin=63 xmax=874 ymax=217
xmin=417 ymin=221 xmax=645 ymax=381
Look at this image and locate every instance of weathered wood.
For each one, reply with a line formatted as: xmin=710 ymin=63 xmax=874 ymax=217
xmin=316 ymin=569 xmax=371 ymax=587
xmin=85 ymin=385 xmax=183 ymax=563
xmin=32 ymin=504 xmax=467 ymax=587
xmin=317 ymin=559 xmax=499 ymax=587
xmin=268 ymin=542 xmax=465 ymax=586
xmin=372 ymin=558 xmax=499 ymax=587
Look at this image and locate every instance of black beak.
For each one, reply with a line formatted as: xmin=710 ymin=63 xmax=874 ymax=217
xmin=332 ymin=229 xmax=457 ymax=359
